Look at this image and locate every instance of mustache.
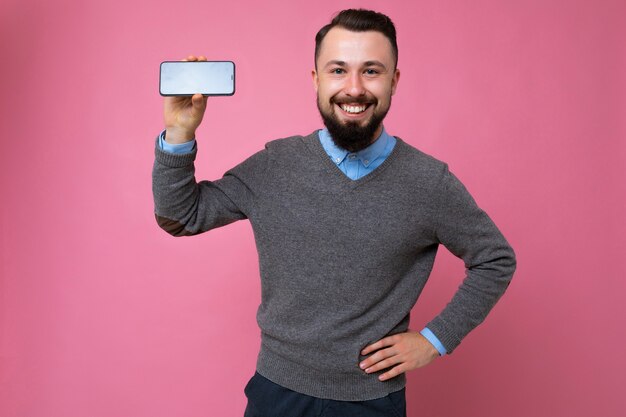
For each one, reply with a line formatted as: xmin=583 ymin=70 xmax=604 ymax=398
xmin=331 ymin=96 xmax=376 ymax=105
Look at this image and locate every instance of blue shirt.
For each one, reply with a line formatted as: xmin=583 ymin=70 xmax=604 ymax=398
xmin=317 ymin=127 xmax=396 ymax=179
xmin=158 ymin=129 xmax=447 ymax=355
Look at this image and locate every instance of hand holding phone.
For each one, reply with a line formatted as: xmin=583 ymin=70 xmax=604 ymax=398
xmin=162 ymin=56 xmax=234 ymax=143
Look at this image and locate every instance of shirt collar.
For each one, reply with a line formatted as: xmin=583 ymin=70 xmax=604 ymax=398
xmin=318 ymin=127 xmax=392 ymax=167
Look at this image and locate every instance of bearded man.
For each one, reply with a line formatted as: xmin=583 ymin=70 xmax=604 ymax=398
xmin=152 ymin=8 xmax=516 ymax=417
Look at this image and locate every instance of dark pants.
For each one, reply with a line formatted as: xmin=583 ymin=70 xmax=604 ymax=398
xmin=243 ymin=372 xmax=406 ymax=417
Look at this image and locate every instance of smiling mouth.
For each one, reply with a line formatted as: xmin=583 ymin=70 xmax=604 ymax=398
xmin=337 ymin=103 xmax=371 ymax=114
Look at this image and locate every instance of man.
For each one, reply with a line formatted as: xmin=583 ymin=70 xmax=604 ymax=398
xmin=153 ymin=9 xmax=516 ymax=417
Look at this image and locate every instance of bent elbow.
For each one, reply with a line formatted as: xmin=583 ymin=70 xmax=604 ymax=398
xmin=155 ymin=214 xmax=197 ymax=237
xmin=507 ymin=246 xmax=517 ymax=276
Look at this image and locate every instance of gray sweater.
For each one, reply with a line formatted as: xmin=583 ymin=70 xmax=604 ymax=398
xmin=152 ymin=131 xmax=516 ymax=401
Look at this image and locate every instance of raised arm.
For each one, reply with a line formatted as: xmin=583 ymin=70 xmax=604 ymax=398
xmin=152 ymin=55 xmax=266 ymax=237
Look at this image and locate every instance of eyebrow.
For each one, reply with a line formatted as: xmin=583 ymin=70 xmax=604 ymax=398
xmin=322 ymin=60 xmax=388 ymax=70
xmin=323 ymin=60 xmax=347 ymax=69
xmin=363 ymin=60 xmax=387 ymax=69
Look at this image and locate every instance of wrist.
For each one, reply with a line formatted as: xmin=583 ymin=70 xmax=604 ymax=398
xmin=420 ymin=328 xmax=447 ymax=356
xmin=164 ymin=127 xmax=195 ymax=144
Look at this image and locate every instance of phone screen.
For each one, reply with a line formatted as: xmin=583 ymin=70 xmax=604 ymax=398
xmin=159 ymin=61 xmax=235 ymax=96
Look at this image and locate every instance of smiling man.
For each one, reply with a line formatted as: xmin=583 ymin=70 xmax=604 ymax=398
xmin=314 ymin=25 xmax=399 ymax=153
xmin=152 ymin=9 xmax=516 ymax=417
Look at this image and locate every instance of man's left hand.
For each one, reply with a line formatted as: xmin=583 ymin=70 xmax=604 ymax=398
xmin=359 ymin=331 xmax=440 ymax=381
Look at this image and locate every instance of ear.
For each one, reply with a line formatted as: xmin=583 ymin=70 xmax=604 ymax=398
xmin=391 ymin=68 xmax=400 ymax=96
xmin=312 ymin=69 xmax=319 ymax=93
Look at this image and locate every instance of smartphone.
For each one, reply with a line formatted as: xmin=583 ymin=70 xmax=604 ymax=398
xmin=159 ymin=61 xmax=235 ymax=96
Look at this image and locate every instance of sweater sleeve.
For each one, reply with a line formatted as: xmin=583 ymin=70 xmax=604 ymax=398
xmin=152 ymin=136 xmax=269 ymax=236
xmin=426 ymin=165 xmax=516 ymax=353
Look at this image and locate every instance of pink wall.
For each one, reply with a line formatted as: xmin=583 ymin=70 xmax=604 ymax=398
xmin=1 ymin=0 xmax=624 ymax=416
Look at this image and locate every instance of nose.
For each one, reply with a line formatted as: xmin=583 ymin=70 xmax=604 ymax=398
xmin=344 ymin=72 xmax=365 ymax=97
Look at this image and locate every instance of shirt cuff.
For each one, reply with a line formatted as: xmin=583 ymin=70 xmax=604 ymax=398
xmin=420 ymin=327 xmax=447 ymax=356
xmin=158 ymin=130 xmax=196 ymax=154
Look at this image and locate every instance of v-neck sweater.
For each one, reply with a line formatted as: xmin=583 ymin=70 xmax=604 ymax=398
xmin=152 ymin=130 xmax=516 ymax=401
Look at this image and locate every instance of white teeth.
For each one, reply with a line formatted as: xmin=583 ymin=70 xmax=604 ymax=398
xmin=340 ymin=104 xmax=367 ymax=114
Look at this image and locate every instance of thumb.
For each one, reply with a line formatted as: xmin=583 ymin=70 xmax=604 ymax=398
xmin=191 ymin=93 xmax=207 ymax=112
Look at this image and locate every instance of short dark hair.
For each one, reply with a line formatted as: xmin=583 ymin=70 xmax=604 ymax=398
xmin=314 ymin=9 xmax=398 ymax=69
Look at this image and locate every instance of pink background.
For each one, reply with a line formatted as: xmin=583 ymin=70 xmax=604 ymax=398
xmin=1 ymin=0 xmax=625 ymax=416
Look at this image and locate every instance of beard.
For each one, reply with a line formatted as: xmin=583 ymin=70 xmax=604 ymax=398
xmin=317 ymin=95 xmax=390 ymax=153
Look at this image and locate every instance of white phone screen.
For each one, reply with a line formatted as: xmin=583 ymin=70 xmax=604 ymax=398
xmin=159 ymin=61 xmax=235 ymax=96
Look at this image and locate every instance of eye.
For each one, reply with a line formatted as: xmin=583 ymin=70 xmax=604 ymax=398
xmin=331 ymin=68 xmax=345 ymax=74
xmin=364 ymin=68 xmax=379 ymax=75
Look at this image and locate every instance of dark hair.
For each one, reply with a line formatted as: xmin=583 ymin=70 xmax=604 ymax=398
xmin=314 ymin=9 xmax=398 ymax=69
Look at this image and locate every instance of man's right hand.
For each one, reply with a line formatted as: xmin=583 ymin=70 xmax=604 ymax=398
xmin=163 ymin=55 xmax=209 ymax=144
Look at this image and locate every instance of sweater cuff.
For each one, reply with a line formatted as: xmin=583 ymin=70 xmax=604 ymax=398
xmin=424 ymin=316 xmax=463 ymax=354
xmin=154 ymin=133 xmax=197 ymax=168
xmin=159 ymin=130 xmax=197 ymax=154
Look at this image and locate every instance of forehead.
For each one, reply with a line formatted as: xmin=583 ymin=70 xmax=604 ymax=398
xmin=317 ymin=27 xmax=394 ymax=67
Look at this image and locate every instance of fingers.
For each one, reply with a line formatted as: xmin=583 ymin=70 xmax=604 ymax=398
xmin=360 ymin=347 xmax=410 ymax=381
xmin=378 ymin=364 xmax=408 ymax=382
xmin=360 ymin=346 xmax=399 ymax=373
xmin=183 ymin=55 xmax=208 ymax=62
xmin=361 ymin=334 xmax=397 ymax=356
